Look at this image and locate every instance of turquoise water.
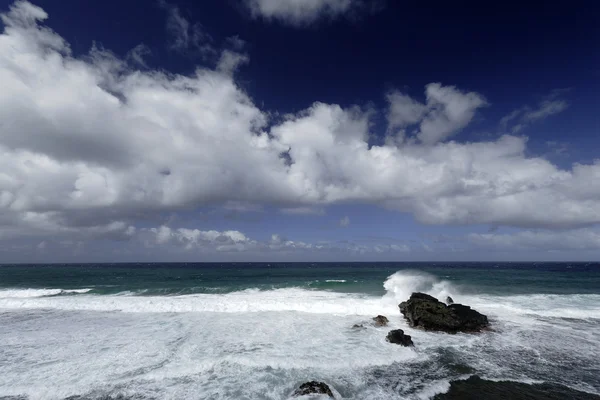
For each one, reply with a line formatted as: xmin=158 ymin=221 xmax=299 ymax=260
xmin=0 ymin=263 xmax=599 ymax=399
xmin=1 ymin=262 xmax=598 ymax=296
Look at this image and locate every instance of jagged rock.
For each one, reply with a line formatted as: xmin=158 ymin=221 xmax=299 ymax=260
xmin=352 ymin=323 xmax=366 ymax=329
xmin=399 ymin=292 xmax=489 ymax=333
xmin=434 ymin=375 xmax=600 ymax=399
xmin=446 ymin=296 xmax=454 ymax=305
xmin=293 ymin=381 xmax=334 ymax=398
xmin=372 ymin=315 xmax=389 ymax=326
xmin=385 ymin=329 xmax=414 ymax=346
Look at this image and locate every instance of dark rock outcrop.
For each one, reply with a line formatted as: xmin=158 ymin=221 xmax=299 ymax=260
xmin=351 ymin=323 xmax=366 ymax=330
xmin=293 ymin=381 xmax=334 ymax=398
xmin=446 ymin=296 xmax=454 ymax=305
xmin=372 ymin=315 xmax=389 ymax=327
xmin=433 ymin=375 xmax=600 ymax=400
xmin=385 ymin=329 xmax=414 ymax=346
xmin=399 ymin=292 xmax=488 ymax=333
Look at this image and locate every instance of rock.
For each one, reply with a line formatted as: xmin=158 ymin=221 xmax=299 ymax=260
xmin=433 ymin=375 xmax=600 ymax=400
xmin=446 ymin=296 xmax=454 ymax=305
xmin=372 ymin=315 xmax=389 ymax=326
xmin=399 ymin=292 xmax=489 ymax=333
xmin=293 ymin=381 xmax=334 ymax=398
xmin=385 ymin=329 xmax=414 ymax=346
xmin=352 ymin=315 xmax=389 ymax=329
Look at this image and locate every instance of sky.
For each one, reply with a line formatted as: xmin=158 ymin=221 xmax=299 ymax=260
xmin=0 ymin=0 xmax=599 ymax=262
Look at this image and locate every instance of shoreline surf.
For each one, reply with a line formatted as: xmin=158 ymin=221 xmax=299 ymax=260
xmin=1 ymin=263 xmax=599 ymax=399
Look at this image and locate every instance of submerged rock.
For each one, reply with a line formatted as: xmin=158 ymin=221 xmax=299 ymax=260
xmin=446 ymin=296 xmax=454 ymax=305
xmin=352 ymin=315 xmax=389 ymax=330
xmin=372 ymin=315 xmax=389 ymax=326
xmin=293 ymin=381 xmax=334 ymax=398
xmin=385 ymin=329 xmax=414 ymax=346
xmin=433 ymin=375 xmax=600 ymax=400
xmin=399 ymin=292 xmax=488 ymax=333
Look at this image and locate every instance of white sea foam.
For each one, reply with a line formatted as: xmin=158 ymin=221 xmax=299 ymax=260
xmin=325 ymin=279 xmax=347 ymax=283
xmin=382 ymin=270 xmax=457 ymax=303
xmin=413 ymin=379 xmax=453 ymax=400
xmin=62 ymin=288 xmax=93 ymax=294
xmin=0 ymin=304 xmax=420 ymax=400
xmin=468 ymin=294 xmax=600 ymax=319
xmin=0 ymin=287 xmax=389 ymax=315
xmin=1 ymin=270 xmax=599 ymax=400
xmin=0 ymin=272 xmax=599 ymax=321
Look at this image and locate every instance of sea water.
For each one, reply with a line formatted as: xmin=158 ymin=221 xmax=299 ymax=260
xmin=0 ymin=263 xmax=599 ymax=399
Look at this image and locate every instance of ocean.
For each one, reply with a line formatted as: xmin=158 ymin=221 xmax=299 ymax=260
xmin=0 ymin=262 xmax=599 ymax=399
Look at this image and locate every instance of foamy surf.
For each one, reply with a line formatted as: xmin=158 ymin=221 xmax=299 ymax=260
xmin=1 ymin=266 xmax=599 ymax=400
xmin=0 ymin=271 xmax=598 ymax=321
xmin=0 ymin=287 xmax=386 ymax=314
xmin=0 ymin=270 xmax=466 ymax=315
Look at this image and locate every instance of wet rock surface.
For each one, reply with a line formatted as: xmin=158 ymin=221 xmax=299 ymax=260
xmin=372 ymin=315 xmax=389 ymax=326
xmin=399 ymin=292 xmax=489 ymax=333
xmin=292 ymin=381 xmax=334 ymax=398
xmin=385 ymin=329 xmax=414 ymax=346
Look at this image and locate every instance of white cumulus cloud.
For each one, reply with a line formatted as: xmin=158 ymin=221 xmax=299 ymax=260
xmin=1 ymin=1 xmax=600 ymax=255
xmin=386 ymin=83 xmax=488 ymax=144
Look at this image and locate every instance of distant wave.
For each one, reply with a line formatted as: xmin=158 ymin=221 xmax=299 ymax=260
xmin=0 ymin=288 xmax=92 ymax=298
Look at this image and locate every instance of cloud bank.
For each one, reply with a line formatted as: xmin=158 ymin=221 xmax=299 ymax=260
xmin=0 ymin=1 xmax=598 ymax=257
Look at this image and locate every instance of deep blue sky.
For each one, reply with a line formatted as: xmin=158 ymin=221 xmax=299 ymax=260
xmin=23 ymin=0 xmax=600 ymax=157
xmin=0 ymin=0 xmax=599 ymax=261
xmin=27 ymin=1 xmax=599 ymax=104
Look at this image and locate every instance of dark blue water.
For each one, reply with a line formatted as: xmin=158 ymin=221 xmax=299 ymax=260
xmin=1 ymin=262 xmax=598 ymax=296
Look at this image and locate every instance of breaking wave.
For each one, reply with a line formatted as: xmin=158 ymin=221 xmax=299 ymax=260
xmin=0 ymin=288 xmax=92 ymax=298
xmin=0 ymin=271 xmax=598 ymax=320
